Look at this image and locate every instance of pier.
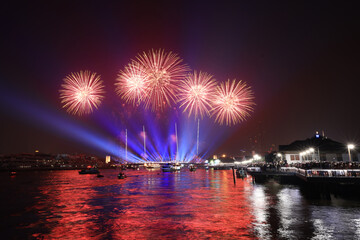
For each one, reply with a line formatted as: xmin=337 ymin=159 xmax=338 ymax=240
xmin=248 ymin=167 xmax=360 ymax=183
xmin=247 ymin=167 xmax=360 ymax=191
xmin=247 ymin=167 xmax=360 ymax=197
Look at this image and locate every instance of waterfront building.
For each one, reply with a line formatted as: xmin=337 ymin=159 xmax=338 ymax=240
xmin=278 ymin=132 xmax=358 ymax=164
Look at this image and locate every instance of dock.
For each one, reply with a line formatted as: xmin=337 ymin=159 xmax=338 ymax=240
xmin=247 ymin=167 xmax=360 ymax=197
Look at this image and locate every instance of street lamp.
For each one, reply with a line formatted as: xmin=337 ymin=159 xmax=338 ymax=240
xmin=348 ymin=144 xmax=355 ymax=162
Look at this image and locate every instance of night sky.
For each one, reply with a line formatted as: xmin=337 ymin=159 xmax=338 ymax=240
xmin=0 ymin=1 xmax=359 ymax=156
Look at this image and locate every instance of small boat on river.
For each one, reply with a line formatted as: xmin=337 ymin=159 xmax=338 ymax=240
xmin=189 ymin=164 xmax=197 ymax=172
xmin=172 ymin=163 xmax=181 ymax=171
xmin=162 ymin=163 xmax=181 ymax=172
xmin=236 ymin=168 xmax=247 ymax=178
xmin=79 ymin=168 xmax=100 ymax=174
xmin=118 ymin=172 xmax=127 ymax=179
xmin=144 ymin=163 xmax=161 ymax=169
xmin=161 ymin=163 xmax=172 ymax=172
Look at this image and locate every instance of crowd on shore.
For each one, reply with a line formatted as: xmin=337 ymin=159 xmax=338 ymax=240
xmin=289 ymin=161 xmax=360 ymax=170
xmin=248 ymin=161 xmax=360 ymax=171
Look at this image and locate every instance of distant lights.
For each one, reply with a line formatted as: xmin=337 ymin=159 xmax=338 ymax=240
xmin=300 ymin=147 xmax=316 ymax=157
xmin=240 ymin=159 xmax=253 ymax=164
xmin=299 ymin=147 xmax=318 ymax=162
xmin=240 ymin=153 xmax=262 ymax=164
xmin=252 ymin=154 xmax=261 ymax=161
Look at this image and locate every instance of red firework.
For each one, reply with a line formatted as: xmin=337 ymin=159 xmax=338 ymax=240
xmin=59 ymin=70 xmax=105 ymax=115
xmin=178 ymin=71 xmax=217 ymax=119
xmin=134 ymin=49 xmax=190 ymax=111
xmin=211 ymin=79 xmax=254 ymax=126
xmin=115 ymin=62 xmax=149 ymax=105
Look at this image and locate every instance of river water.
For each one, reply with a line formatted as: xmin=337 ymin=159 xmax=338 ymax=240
xmin=1 ymin=169 xmax=360 ymax=239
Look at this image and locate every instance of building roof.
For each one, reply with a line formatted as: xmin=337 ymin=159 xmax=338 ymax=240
xmin=279 ymin=135 xmax=346 ymax=153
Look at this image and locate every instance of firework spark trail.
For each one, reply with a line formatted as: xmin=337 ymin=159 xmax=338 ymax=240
xmin=134 ymin=49 xmax=190 ymax=111
xmin=178 ymin=71 xmax=217 ymax=119
xmin=59 ymin=70 xmax=104 ymax=115
xmin=211 ymin=79 xmax=254 ymax=126
xmin=115 ymin=62 xmax=149 ymax=105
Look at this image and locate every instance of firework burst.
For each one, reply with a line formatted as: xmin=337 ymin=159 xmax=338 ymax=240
xmin=115 ymin=62 xmax=149 ymax=105
xmin=178 ymin=71 xmax=217 ymax=119
xmin=211 ymin=79 xmax=254 ymax=126
xmin=59 ymin=70 xmax=105 ymax=115
xmin=135 ymin=49 xmax=190 ymax=111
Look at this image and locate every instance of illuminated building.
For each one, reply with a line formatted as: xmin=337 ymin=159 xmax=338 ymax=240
xmin=278 ymin=132 xmax=358 ymax=163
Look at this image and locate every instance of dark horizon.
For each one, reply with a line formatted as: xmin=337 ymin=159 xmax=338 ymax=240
xmin=1 ymin=1 xmax=359 ymax=157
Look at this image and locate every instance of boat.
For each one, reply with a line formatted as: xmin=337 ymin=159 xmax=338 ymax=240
xmin=161 ymin=163 xmax=172 ymax=172
xmin=161 ymin=163 xmax=182 ymax=172
xmin=118 ymin=172 xmax=127 ymax=179
xmin=189 ymin=164 xmax=197 ymax=172
xmin=172 ymin=163 xmax=181 ymax=171
xmin=79 ymin=168 xmax=100 ymax=174
xmin=144 ymin=163 xmax=161 ymax=169
xmin=236 ymin=168 xmax=247 ymax=178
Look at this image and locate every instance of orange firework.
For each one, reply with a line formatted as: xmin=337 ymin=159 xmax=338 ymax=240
xmin=115 ymin=62 xmax=149 ymax=105
xmin=134 ymin=49 xmax=190 ymax=111
xmin=178 ymin=71 xmax=217 ymax=119
xmin=59 ymin=70 xmax=105 ymax=115
xmin=211 ymin=79 xmax=254 ymax=126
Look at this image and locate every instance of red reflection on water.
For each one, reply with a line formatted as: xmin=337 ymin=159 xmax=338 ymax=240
xmin=30 ymin=171 xmax=109 ymax=239
xmin=25 ymin=169 xmax=256 ymax=239
xmin=109 ymin=170 xmax=257 ymax=239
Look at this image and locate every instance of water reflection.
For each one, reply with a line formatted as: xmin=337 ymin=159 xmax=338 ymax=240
xmin=250 ymin=186 xmax=270 ymax=239
xmin=1 ymin=169 xmax=360 ymax=239
xmin=278 ymin=188 xmax=301 ymax=238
